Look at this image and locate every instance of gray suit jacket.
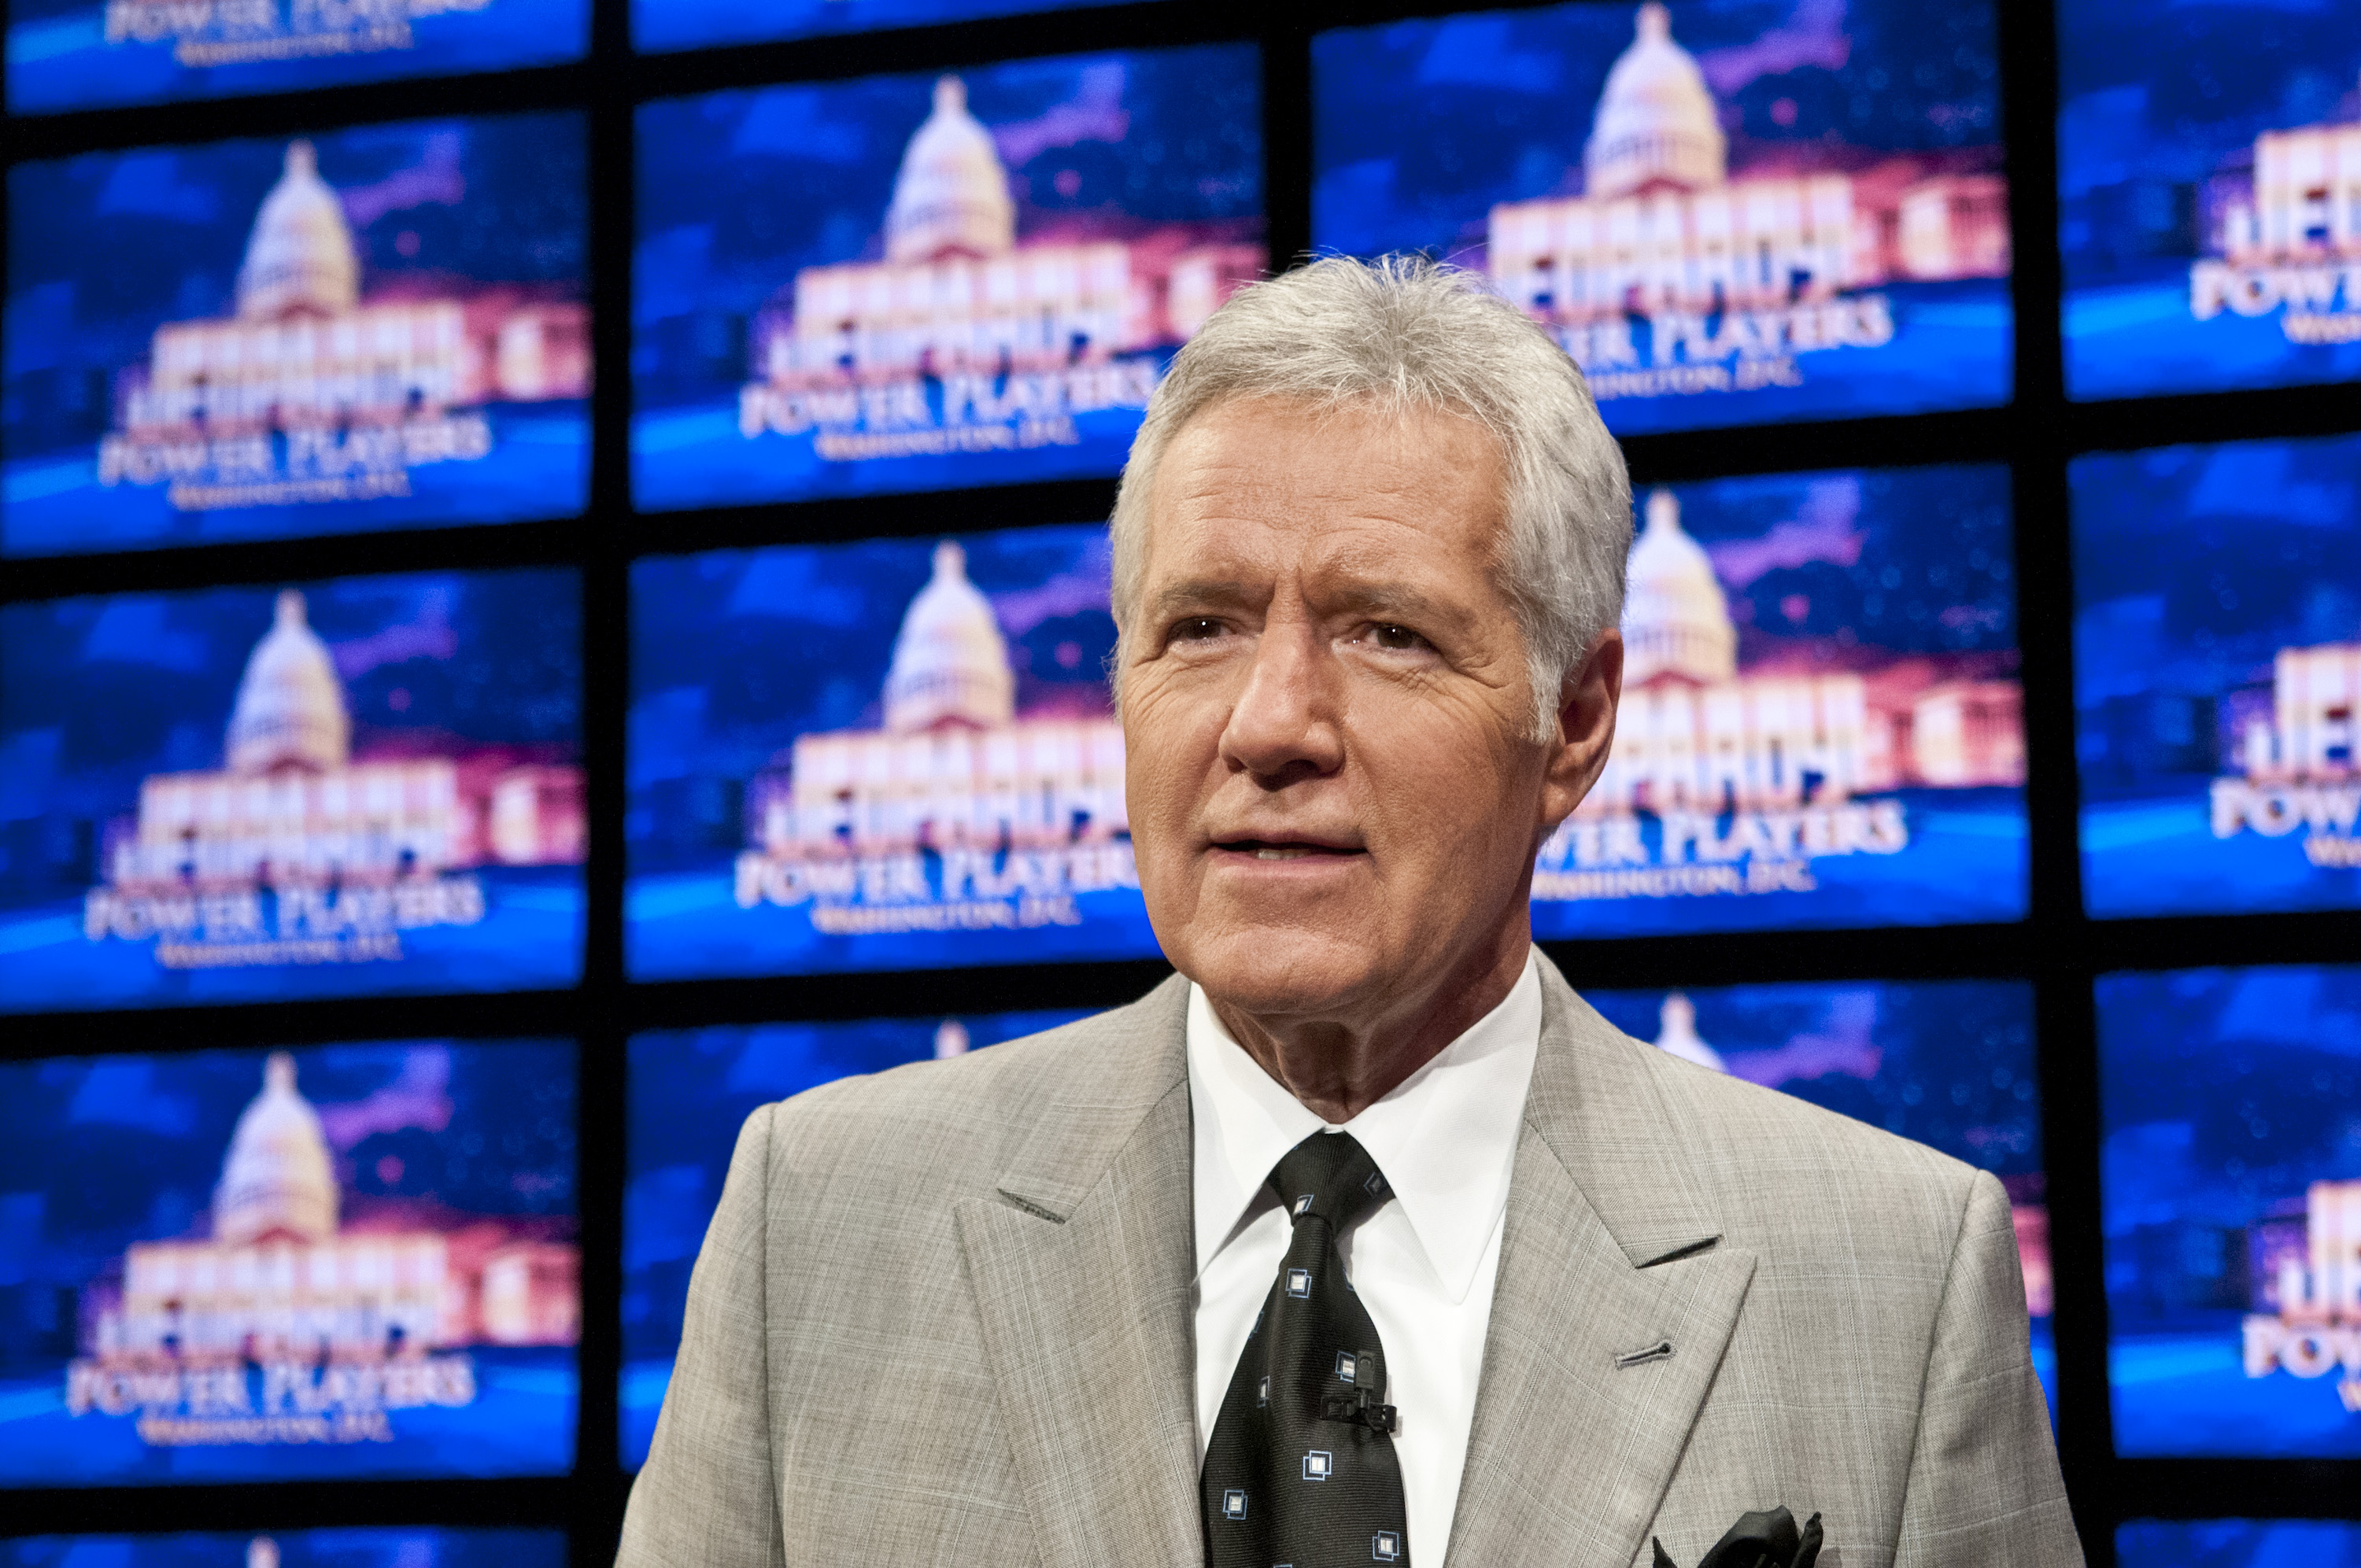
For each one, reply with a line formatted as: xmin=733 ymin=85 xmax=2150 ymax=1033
xmin=619 ymin=955 xmax=2081 ymax=1568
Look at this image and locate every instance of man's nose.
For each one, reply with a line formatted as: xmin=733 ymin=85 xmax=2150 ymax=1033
xmin=1218 ymin=619 xmax=1344 ymax=784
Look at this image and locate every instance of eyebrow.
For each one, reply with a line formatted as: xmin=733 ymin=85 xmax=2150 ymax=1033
xmin=1325 ymin=581 xmax=1466 ymax=630
xmin=1146 ymin=579 xmax=1257 ymax=620
xmin=1145 ymin=577 xmax=1470 ymax=631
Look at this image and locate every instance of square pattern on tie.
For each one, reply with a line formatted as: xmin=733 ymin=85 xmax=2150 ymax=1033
xmin=1200 ymin=1131 xmax=1406 ymax=1568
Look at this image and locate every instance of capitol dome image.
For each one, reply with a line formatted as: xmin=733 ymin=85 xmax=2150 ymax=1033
xmin=1584 ymin=3 xmax=1727 ymax=200
xmin=883 ymin=541 xmax=1018 ymax=732
xmin=94 ymin=589 xmax=587 ymax=907
xmin=886 ymin=76 xmax=1018 ymax=264
xmin=1622 ymin=489 xmax=1738 ymax=686
xmin=741 ymin=539 xmax=1129 ymax=885
xmin=235 ymin=141 xmax=360 ymax=323
xmin=1487 ymin=2 xmax=2011 ymax=332
xmin=212 ymin=1051 xmax=340 ymax=1246
xmin=1565 ymin=485 xmax=2024 ymax=823
xmin=224 ymin=590 xmax=352 ymax=776
xmin=74 ymin=1051 xmax=580 ymax=1374
xmin=743 ymin=70 xmax=1262 ymax=412
xmin=110 ymin=137 xmax=591 ymax=482
xmin=1650 ymin=993 xmax=1728 ymax=1072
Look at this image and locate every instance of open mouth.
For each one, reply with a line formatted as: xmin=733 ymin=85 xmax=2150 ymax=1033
xmin=1214 ymin=839 xmax=1362 ymax=861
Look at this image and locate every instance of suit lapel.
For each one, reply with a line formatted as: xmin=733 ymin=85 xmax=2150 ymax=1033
xmin=1443 ymin=960 xmax=1758 ymax=1568
xmin=957 ymin=976 xmax=1203 ymax=1568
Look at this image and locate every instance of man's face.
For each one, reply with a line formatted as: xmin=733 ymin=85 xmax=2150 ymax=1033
xmin=1120 ymin=397 xmax=1612 ymax=1023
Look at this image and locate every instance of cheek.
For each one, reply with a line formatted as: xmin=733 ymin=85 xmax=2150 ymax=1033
xmin=1354 ymin=698 xmax=1532 ymax=825
xmin=1122 ymin=679 xmax=1223 ymax=821
xmin=1350 ymin=716 xmax=1545 ymax=891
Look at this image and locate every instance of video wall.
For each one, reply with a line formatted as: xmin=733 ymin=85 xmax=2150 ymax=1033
xmin=5 ymin=0 xmax=2355 ymax=1559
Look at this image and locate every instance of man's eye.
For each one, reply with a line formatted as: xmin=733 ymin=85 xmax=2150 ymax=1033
xmin=1368 ymin=623 xmax=1427 ymax=652
xmin=1171 ymin=617 xmax=1226 ymax=643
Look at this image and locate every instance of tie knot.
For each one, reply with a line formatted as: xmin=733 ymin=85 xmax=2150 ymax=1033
xmin=1269 ymin=1131 xmax=1391 ymax=1230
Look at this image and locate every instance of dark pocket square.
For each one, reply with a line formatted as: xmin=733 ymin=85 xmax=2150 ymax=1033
xmin=1652 ymin=1506 xmax=1823 ymax=1568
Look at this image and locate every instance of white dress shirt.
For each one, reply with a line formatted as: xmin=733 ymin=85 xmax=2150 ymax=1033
xmin=1187 ymin=953 xmax=1542 ymax=1566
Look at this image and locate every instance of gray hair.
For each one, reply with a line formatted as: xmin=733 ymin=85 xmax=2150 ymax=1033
xmin=1108 ymin=253 xmax=1631 ymax=743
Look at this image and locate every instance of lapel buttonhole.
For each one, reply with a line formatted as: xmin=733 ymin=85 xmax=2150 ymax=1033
xmin=1614 ymin=1338 xmax=1674 ymax=1368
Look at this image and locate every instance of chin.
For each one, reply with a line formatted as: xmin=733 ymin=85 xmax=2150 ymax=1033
xmin=1177 ymin=923 xmax=1391 ymax=1017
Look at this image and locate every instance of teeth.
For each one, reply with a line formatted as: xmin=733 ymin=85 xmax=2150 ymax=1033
xmin=1254 ymin=847 xmax=1314 ymax=860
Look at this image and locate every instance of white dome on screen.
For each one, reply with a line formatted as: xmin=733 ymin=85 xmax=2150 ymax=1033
xmin=1651 ymin=994 xmax=1728 ymax=1073
xmin=1623 ymin=489 xmax=1737 ymax=685
xmin=885 ymin=540 xmax=1017 ymax=732
xmin=237 ymin=140 xmax=360 ymax=321
xmin=1585 ymin=3 xmax=1727 ymax=199
xmin=226 ymin=590 xmax=351 ymax=775
xmin=213 ymin=1052 xmax=340 ymax=1246
xmin=885 ymin=76 xmax=1018 ymax=264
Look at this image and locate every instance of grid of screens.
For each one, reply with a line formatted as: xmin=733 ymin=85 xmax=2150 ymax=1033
xmin=4 ymin=0 xmax=2355 ymax=1556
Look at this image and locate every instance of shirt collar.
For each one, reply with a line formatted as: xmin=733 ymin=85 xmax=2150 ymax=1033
xmin=1185 ymin=950 xmax=1542 ymax=1305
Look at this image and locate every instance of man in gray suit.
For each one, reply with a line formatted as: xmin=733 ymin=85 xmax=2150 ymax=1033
xmin=619 ymin=256 xmax=2081 ymax=1568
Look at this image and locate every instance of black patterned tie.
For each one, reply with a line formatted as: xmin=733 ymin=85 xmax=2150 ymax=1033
xmin=1201 ymin=1131 xmax=1410 ymax=1568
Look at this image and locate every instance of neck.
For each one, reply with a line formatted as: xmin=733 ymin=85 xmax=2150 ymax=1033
xmin=1209 ymin=929 xmax=1532 ymax=1123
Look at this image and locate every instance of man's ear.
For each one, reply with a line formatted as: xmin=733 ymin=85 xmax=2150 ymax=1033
xmin=1539 ymin=628 xmax=1624 ymax=832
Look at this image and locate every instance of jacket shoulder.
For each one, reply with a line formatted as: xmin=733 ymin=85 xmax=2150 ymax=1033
xmin=759 ymin=976 xmax=1185 ymax=1190
xmin=1580 ymin=1002 xmax=1994 ymax=1258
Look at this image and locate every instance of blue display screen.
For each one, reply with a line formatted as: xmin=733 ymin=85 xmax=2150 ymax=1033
xmin=0 ymin=569 xmax=585 ymax=1012
xmin=6 ymin=0 xmax=586 ymax=115
xmin=1536 ymin=463 xmax=2025 ymax=937
xmin=0 ymin=1042 xmax=579 ymax=1485
xmin=2 ymin=1533 xmax=566 ymax=1568
xmin=1313 ymin=0 xmax=2012 ymax=435
xmin=2073 ymin=434 xmax=2361 ymax=920
xmin=2099 ymin=964 xmax=2361 ymax=1457
xmin=2115 ymin=1520 xmax=2361 ymax=1568
xmin=627 ymin=524 xmax=1154 ymax=979
xmin=1587 ymin=977 xmax=2052 ymax=1415
xmin=634 ymin=0 xmax=1139 ymax=53
xmin=2057 ymin=0 xmax=2361 ymax=401
xmin=621 ymin=1010 xmax=1088 ymax=1467
xmin=5 ymin=114 xmax=590 ymax=558
xmin=631 ymin=47 xmax=1263 ymax=512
